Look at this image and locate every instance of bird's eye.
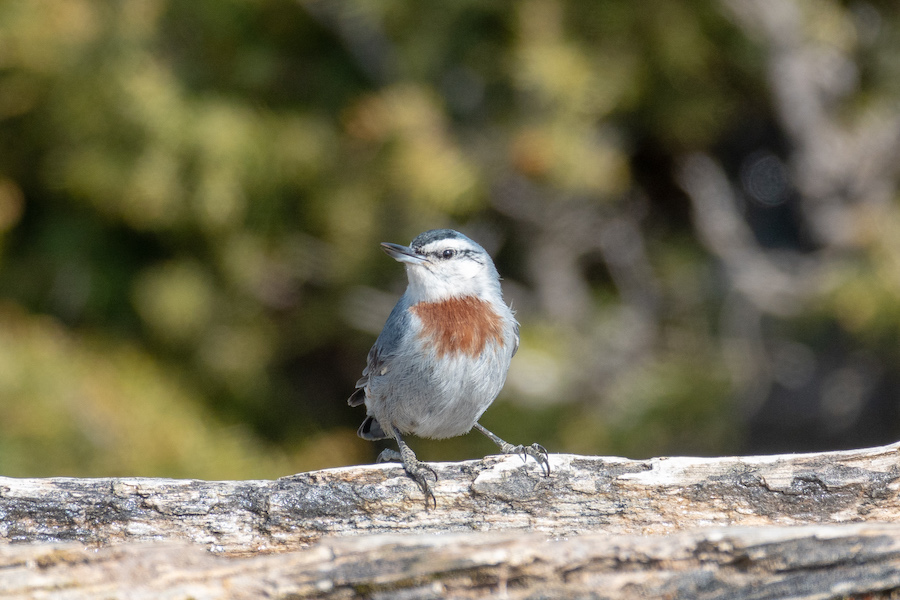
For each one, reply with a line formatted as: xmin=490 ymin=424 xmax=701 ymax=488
xmin=441 ymin=248 xmax=456 ymax=259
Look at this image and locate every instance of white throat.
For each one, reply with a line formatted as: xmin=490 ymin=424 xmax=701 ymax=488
xmin=404 ymin=263 xmax=502 ymax=305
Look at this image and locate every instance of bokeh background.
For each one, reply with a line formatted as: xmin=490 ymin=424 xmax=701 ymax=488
xmin=1 ymin=0 xmax=899 ymax=480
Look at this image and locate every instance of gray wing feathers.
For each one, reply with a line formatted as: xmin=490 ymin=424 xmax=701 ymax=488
xmin=348 ymin=298 xmax=412 ymax=440
xmin=347 ymin=344 xmax=379 ymax=407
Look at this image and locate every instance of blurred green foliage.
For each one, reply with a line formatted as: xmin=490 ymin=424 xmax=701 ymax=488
xmin=0 ymin=0 xmax=899 ymax=478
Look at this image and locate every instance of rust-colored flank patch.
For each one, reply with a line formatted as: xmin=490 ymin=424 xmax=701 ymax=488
xmin=411 ymin=296 xmax=505 ymax=358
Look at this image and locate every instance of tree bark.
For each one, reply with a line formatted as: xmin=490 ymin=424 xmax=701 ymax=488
xmin=2 ymin=442 xmax=900 ymax=598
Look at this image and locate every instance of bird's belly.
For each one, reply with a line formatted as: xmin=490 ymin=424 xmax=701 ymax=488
xmin=375 ymin=344 xmax=511 ymax=440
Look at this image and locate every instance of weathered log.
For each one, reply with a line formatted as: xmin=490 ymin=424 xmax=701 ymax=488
xmin=1 ymin=441 xmax=899 ymax=554
xmin=4 ymin=524 xmax=900 ymax=599
xmin=3 ymin=443 xmax=900 ymax=598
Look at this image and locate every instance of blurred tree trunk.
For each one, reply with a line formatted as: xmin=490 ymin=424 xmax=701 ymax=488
xmin=3 ymin=442 xmax=900 ymax=597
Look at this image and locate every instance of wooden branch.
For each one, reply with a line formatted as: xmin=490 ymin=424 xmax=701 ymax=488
xmin=4 ymin=442 xmax=900 ymax=598
xmin=2 ymin=441 xmax=900 ymax=553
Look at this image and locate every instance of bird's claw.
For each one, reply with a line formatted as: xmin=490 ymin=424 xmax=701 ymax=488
xmin=376 ymin=448 xmax=401 ymax=463
xmin=504 ymin=442 xmax=551 ymax=477
xmin=401 ymin=460 xmax=437 ymax=509
xmin=378 ymin=447 xmax=438 ymax=509
xmin=473 ymin=424 xmax=550 ymax=478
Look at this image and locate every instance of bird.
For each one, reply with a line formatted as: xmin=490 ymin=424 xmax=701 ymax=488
xmin=349 ymin=228 xmax=550 ymax=507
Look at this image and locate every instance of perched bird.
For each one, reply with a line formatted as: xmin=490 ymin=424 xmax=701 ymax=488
xmin=349 ymin=229 xmax=549 ymax=506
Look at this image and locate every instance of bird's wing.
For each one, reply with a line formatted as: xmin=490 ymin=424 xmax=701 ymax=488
xmin=347 ymin=299 xmax=410 ymax=407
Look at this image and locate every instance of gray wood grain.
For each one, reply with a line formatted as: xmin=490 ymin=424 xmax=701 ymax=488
xmin=1 ymin=441 xmax=898 ymax=554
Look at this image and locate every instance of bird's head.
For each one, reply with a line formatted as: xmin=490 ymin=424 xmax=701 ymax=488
xmin=381 ymin=229 xmax=503 ymax=303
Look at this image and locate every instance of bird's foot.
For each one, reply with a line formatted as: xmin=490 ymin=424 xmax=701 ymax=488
xmin=473 ymin=423 xmax=551 ymax=476
xmin=376 ymin=448 xmax=402 ymax=463
xmin=499 ymin=442 xmax=551 ymax=477
xmin=378 ymin=445 xmax=437 ymax=509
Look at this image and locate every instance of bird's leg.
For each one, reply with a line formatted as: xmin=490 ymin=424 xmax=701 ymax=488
xmin=473 ymin=422 xmax=551 ymax=476
xmin=377 ymin=433 xmax=437 ymax=509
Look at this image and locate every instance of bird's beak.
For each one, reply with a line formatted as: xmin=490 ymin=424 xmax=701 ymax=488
xmin=381 ymin=242 xmax=428 ymax=265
